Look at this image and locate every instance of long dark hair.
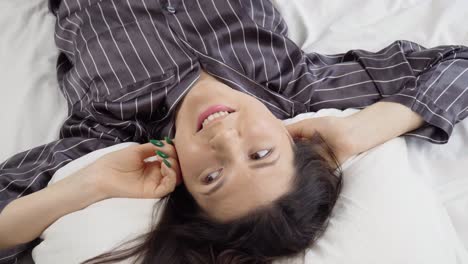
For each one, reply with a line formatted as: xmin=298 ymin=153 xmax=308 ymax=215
xmin=83 ymin=133 xmax=342 ymax=264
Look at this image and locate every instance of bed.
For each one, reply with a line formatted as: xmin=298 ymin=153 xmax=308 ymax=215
xmin=1 ymin=0 xmax=467 ymax=263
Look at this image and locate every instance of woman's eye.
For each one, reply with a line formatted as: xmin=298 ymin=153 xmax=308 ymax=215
xmin=249 ymin=149 xmax=273 ymax=160
xmin=204 ymin=169 xmax=222 ymax=184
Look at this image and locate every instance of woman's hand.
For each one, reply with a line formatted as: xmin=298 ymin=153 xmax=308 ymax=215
xmin=85 ymin=140 xmax=182 ymax=199
xmin=285 ymin=116 xmax=356 ymax=165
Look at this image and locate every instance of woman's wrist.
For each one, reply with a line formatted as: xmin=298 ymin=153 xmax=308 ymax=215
xmin=343 ymin=101 xmax=424 ymax=155
xmin=71 ymin=165 xmax=111 ymax=205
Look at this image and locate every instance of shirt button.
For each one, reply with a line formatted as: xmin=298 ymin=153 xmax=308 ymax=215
xmin=161 ymin=106 xmax=168 ymax=114
xmin=166 ymin=5 xmax=176 ymax=14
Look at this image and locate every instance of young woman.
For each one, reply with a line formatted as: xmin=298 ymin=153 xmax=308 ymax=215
xmin=0 ymin=0 xmax=467 ymax=263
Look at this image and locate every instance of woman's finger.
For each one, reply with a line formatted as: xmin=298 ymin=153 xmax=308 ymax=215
xmin=149 ymin=138 xmax=178 ymax=159
xmin=152 ymin=161 xmax=177 ymax=198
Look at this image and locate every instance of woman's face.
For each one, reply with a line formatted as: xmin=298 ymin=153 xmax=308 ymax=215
xmin=174 ymin=71 xmax=295 ymax=222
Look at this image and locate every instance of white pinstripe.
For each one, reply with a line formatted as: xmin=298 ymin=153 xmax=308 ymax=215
xmin=0 ymin=252 xmax=19 ymax=261
xmin=258 ymin=0 xmax=265 ymax=27
xmin=434 ymin=67 xmax=468 ymax=104
xmin=16 ymin=149 xmax=33 ymax=168
xmin=447 ymin=85 xmax=468 ymax=111
xmin=312 ymin=53 xmax=330 ymax=66
xmin=165 ymin=18 xmax=195 ymax=70
xmin=142 ymin=0 xmax=180 ymax=83
xmin=390 ymin=93 xmax=454 ymax=128
xmin=270 ymin=27 xmax=282 ymax=92
xmin=78 ymin=28 xmax=111 ymax=96
xmin=151 ymin=76 xmax=201 ymax=123
xmin=66 ymin=17 xmax=80 ymax=28
xmin=86 ymin=8 xmax=124 ymax=88
xmin=210 ymin=0 xmax=246 ymax=73
xmin=60 ymin=78 xmax=74 ymax=108
xmin=169 ymin=0 xmax=187 ymax=42
xmin=227 ymin=1 xmax=257 ymax=79
xmin=260 ymin=0 xmax=282 ymax=91
xmin=66 ymin=76 xmax=84 ymax=110
xmin=120 ymin=102 xmax=124 ymax=120
xmin=421 ymin=59 xmax=460 ymax=97
xmin=57 ymin=20 xmax=77 ymax=35
xmin=126 ymin=0 xmax=165 ymax=74
xmin=179 ymin=37 xmax=294 ymax=106
xmin=111 ymin=0 xmax=151 ymax=78
xmin=404 ymin=133 xmax=448 ymax=143
xmin=111 ymin=75 xmax=175 ymax=102
xmin=365 ymin=61 xmax=410 ymax=70
xmin=315 ymin=76 xmax=414 ymax=92
xmin=358 ymin=50 xmax=403 ymax=61
xmin=91 ymin=101 xmax=104 ymax=115
xmin=182 ymin=1 xmax=208 ymax=54
xmin=97 ymin=2 xmax=137 ymax=83
xmin=195 ymin=1 xmax=225 ymax=63
xmin=57 ymin=47 xmax=74 ymax=56
xmin=73 ymin=35 xmax=95 ymax=96
xmin=17 ymin=158 xmax=74 ymax=197
xmin=33 ymin=144 xmax=49 ymax=164
xmin=74 ymin=0 xmax=82 ymax=11
xmin=63 ymin=0 xmax=72 ymax=16
xmin=309 ymin=93 xmax=380 ymax=107
xmin=273 ymin=12 xmax=283 ymax=32
xmin=73 ymin=12 xmax=83 ymax=24
xmin=0 ymin=139 xmax=65 ymax=178
xmin=407 ymin=56 xmax=432 ymax=60
xmin=457 ymin=105 xmax=468 ymax=121
xmin=150 ymin=91 xmax=154 ymax=120
xmin=270 ymin=0 xmax=275 ymax=29
xmin=288 ymin=69 xmax=366 ymax=98
xmin=70 ymin=72 xmax=90 ymax=102
xmin=309 ymin=62 xmax=359 ymax=71
xmin=282 ymin=35 xmax=295 ymax=78
xmin=250 ymin=0 xmax=269 ymax=83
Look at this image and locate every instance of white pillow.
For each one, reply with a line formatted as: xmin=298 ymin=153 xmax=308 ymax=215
xmin=32 ymin=109 xmax=467 ymax=264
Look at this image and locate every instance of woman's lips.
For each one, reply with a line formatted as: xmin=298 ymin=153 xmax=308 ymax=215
xmin=197 ymin=104 xmax=234 ymax=132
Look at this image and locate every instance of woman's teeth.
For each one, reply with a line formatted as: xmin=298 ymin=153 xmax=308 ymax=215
xmin=202 ymin=111 xmax=229 ymax=128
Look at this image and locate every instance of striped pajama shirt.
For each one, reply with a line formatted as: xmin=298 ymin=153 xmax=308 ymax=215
xmin=1 ymin=0 xmax=468 ymax=262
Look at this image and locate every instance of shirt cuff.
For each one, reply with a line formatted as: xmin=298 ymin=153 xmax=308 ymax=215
xmin=380 ymin=87 xmax=455 ymax=144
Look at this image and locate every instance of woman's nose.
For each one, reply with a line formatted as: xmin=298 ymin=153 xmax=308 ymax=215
xmin=209 ymin=127 xmax=241 ymax=154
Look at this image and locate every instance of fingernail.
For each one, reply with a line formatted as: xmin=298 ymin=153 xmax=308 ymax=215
xmin=164 ymin=136 xmax=174 ymax=145
xmin=150 ymin=139 xmax=164 ymax=147
xmin=162 ymin=158 xmax=172 ymax=168
xmin=156 ymin=150 xmax=169 ymax=159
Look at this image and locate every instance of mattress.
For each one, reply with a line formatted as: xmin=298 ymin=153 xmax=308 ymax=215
xmin=0 ymin=0 xmax=467 ymax=263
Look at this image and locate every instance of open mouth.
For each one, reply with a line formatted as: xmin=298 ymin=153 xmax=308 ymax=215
xmin=196 ymin=104 xmax=235 ymax=132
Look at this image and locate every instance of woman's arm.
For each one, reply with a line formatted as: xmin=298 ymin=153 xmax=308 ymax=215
xmin=286 ymin=101 xmax=424 ymax=165
xmin=0 ymin=141 xmax=181 ymax=250
xmin=344 ymin=101 xmax=424 ymax=156
xmin=0 ymin=167 xmax=105 ymax=249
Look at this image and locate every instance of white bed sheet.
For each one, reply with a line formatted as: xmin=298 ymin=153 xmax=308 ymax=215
xmin=0 ymin=0 xmax=467 ymax=258
xmin=271 ymin=0 xmax=468 ymax=251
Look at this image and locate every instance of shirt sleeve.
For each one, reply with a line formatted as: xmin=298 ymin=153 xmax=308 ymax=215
xmin=304 ymin=40 xmax=468 ymax=144
xmin=377 ymin=42 xmax=468 ymax=143
xmin=0 ymin=136 xmax=120 ymax=263
xmin=0 ymin=105 xmax=144 ymax=263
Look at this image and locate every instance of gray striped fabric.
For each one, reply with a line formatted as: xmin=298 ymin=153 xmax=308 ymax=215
xmin=1 ymin=0 xmax=468 ymax=262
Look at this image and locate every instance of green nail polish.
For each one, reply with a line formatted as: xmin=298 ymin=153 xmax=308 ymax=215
xmin=163 ymin=158 xmax=172 ymax=168
xmin=164 ymin=136 xmax=174 ymax=145
xmin=150 ymin=139 xmax=164 ymax=147
xmin=156 ymin=150 xmax=169 ymax=159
